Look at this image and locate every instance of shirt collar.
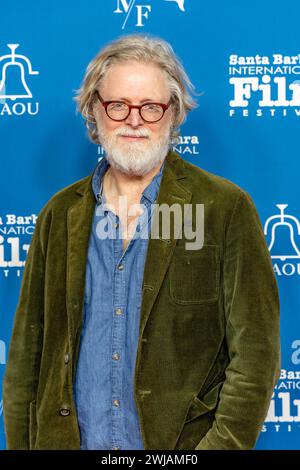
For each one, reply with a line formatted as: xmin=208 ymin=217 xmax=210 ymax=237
xmin=91 ymin=156 xmax=110 ymax=203
xmin=91 ymin=156 xmax=166 ymax=206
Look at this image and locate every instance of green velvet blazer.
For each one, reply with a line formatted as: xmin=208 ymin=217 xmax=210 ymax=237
xmin=2 ymin=149 xmax=281 ymax=450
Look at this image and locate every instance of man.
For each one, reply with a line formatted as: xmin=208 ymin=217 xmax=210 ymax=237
xmin=2 ymin=34 xmax=280 ymax=450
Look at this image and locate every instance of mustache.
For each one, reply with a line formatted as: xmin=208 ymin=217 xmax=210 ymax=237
xmin=115 ymin=128 xmax=151 ymax=138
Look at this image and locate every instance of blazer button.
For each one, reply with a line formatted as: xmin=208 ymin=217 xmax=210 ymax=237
xmin=59 ymin=407 xmax=70 ymax=417
xmin=64 ymin=354 xmax=69 ymax=364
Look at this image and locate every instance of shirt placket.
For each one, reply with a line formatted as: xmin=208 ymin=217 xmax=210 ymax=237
xmin=96 ymin=167 xmax=158 ymax=450
xmin=103 ymin=209 xmax=123 ymax=451
xmin=110 ymin=201 xmax=152 ymax=450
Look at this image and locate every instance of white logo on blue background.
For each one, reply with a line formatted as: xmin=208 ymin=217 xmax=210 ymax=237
xmin=164 ymin=0 xmax=185 ymax=11
xmin=0 ymin=44 xmax=39 ymax=102
xmin=264 ymin=204 xmax=300 ymax=261
xmin=228 ymin=53 xmax=300 ymax=118
xmin=114 ymin=0 xmax=186 ymax=29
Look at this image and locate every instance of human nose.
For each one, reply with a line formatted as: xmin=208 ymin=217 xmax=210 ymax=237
xmin=124 ymin=107 xmax=144 ymax=127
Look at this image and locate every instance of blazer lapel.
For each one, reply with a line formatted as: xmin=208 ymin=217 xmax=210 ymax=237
xmin=66 ymin=175 xmax=95 ymax=381
xmin=138 ymin=150 xmax=192 ymax=340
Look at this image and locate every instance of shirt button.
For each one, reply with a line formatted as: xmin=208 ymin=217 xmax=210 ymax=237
xmin=113 ymin=399 xmax=120 ymax=407
xmin=64 ymin=354 xmax=69 ymax=364
xmin=115 ymin=223 xmax=119 ymax=229
xmin=118 ymin=264 xmax=124 ymax=270
xmin=112 ymin=352 xmax=120 ymax=360
xmin=59 ymin=407 xmax=70 ymax=417
xmin=115 ymin=308 xmax=123 ymax=315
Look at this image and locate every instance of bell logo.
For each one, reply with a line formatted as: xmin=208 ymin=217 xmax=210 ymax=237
xmin=0 ymin=44 xmax=39 ymax=116
xmin=114 ymin=0 xmax=186 ymax=29
xmin=264 ymin=204 xmax=300 ymax=261
xmin=264 ymin=204 xmax=300 ymax=276
xmin=0 ymin=44 xmax=39 ymax=100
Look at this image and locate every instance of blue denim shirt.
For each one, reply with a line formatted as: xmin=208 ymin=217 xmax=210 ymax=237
xmin=73 ymin=155 xmax=165 ymax=450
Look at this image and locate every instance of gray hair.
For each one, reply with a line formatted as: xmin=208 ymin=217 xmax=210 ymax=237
xmin=74 ymin=33 xmax=200 ymax=144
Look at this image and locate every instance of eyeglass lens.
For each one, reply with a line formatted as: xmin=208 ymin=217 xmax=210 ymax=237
xmin=106 ymin=102 xmax=164 ymax=121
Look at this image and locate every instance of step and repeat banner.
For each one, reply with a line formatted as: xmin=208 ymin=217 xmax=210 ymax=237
xmin=1 ymin=0 xmax=299 ymax=450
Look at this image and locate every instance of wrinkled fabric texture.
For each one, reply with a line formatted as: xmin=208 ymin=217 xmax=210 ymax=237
xmin=74 ymin=156 xmax=164 ymax=450
xmin=2 ymin=149 xmax=281 ymax=450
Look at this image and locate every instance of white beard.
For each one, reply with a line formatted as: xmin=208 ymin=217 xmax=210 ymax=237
xmin=97 ymin=123 xmax=172 ymax=176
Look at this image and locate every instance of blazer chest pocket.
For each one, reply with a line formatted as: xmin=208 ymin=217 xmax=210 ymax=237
xmin=169 ymin=244 xmax=220 ymax=305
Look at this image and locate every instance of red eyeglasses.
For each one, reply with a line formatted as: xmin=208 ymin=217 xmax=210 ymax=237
xmin=95 ymin=90 xmax=172 ymax=123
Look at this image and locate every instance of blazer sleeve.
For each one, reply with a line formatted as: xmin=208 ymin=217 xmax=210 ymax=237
xmin=2 ymin=213 xmax=45 ymax=449
xmin=195 ymin=189 xmax=281 ymax=450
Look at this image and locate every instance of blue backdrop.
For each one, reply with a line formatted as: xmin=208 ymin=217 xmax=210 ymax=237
xmin=1 ymin=0 xmax=299 ymax=450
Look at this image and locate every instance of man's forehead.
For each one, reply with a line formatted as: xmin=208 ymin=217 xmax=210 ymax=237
xmin=100 ymin=62 xmax=168 ymax=85
xmin=105 ymin=96 xmax=165 ymax=103
xmin=99 ymin=62 xmax=170 ymax=101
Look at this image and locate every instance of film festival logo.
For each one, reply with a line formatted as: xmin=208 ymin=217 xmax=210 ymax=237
xmin=0 ymin=44 xmax=39 ymax=117
xmin=0 ymin=213 xmax=37 ymax=278
xmin=263 ymin=341 xmax=300 ymax=434
xmin=171 ymin=134 xmax=200 ymax=156
xmin=113 ymin=0 xmax=185 ymax=29
xmin=264 ymin=204 xmax=300 ymax=276
xmin=228 ymin=53 xmax=300 ymax=118
xmin=97 ymin=135 xmax=200 ymax=158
